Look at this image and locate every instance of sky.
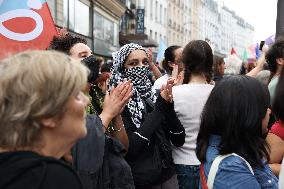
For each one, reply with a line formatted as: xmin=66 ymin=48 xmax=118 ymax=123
xmin=221 ymin=0 xmax=277 ymax=43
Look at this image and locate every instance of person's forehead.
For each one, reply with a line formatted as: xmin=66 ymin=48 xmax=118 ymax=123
xmin=175 ymin=48 xmax=183 ymax=55
xmin=71 ymin=43 xmax=91 ymax=54
xmin=127 ymin=50 xmax=147 ymax=59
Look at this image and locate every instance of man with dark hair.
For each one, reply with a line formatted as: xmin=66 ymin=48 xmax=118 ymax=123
xmin=49 ymin=32 xmax=135 ymax=189
xmin=49 ymin=34 xmax=92 ymax=60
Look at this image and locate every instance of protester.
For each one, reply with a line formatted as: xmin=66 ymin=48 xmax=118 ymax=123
xmin=49 ymin=34 xmax=135 ymax=189
xmin=49 ymin=34 xmax=130 ymax=146
xmin=247 ymin=58 xmax=257 ymax=73
xmin=224 ymin=54 xmax=242 ymax=76
xmin=0 ymin=50 xmax=89 ymax=189
xmin=212 ymin=55 xmax=225 ymax=83
xmin=172 ymin=40 xmax=214 ymax=189
xmin=256 ymin=70 xmax=271 ymax=85
xmin=196 ymin=75 xmax=278 ymax=189
xmin=89 ymin=72 xmax=110 ymax=114
xmin=267 ymin=66 xmax=284 ymax=176
xmin=49 ymin=34 xmax=92 ymax=60
xmin=153 ymin=45 xmax=183 ymax=90
xmin=109 ymin=43 xmax=185 ymax=189
xmin=265 ymin=39 xmax=284 ymax=103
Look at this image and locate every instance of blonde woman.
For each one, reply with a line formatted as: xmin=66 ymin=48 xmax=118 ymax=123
xmin=0 ymin=51 xmax=89 ymax=189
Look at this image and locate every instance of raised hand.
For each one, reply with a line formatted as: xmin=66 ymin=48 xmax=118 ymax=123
xmin=171 ymin=64 xmax=184 ymax=86
xmin=160 ymin=79 xmax=174 ymax=102
xmin=99 ymin=80 xmax=132 ymax=128
xmin=103 ymin=80 xmax=132 ymax=117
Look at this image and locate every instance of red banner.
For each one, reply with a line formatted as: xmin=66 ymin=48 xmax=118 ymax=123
xmin=0 ymin=0 xmax=57 ymax=60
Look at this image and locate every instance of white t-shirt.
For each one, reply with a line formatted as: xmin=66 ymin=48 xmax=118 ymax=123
xmin=152 ymin=74 xmax=169 ymax=90
xmin=172 ymin=84 xmax=214 ymax=165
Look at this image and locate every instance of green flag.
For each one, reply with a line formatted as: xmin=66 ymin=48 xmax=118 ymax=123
xmin=242 ymin=49 xmax=248 ymax=62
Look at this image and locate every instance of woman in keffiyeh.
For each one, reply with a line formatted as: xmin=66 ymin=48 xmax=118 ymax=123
xmin=108 ymin=43 xmax=185 ymax=189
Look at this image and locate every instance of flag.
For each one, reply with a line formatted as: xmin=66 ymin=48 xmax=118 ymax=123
xmin=242 ymin=48 xmax=248 ymax=62
xmin=265 ymin=34 xmax=275 ymax=45
xmin=255 ymin=43 xmax=261 ymax=59
xmin=156 ymin=40 xmax=167 ymax=63
xmin=230 ymin=47 xmax=237 ymax=55
xmin=224 ymin=54 xmax=242 ymax=75
xmin=247 ymin=44 xmax=256 ymax=59
xmin=0 ymin=0 xmax=57 ymax=60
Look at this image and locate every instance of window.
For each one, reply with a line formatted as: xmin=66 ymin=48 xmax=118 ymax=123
xmin=155 ymin=32 xmax=157 ymax=41
xmin=144 ymin=0 xmax=148 ymax=16
xmin=151 ymin=1 xmax=153 ymax=19
xmin=164 ymin=8 xmax=167 ymax=25
xmin=160 ymin=5 xmax=162 ymax=23
xmin=150 ymin=30 xmax=153 ymax=38
xmin=155 ymin=1 xmax=158 ymax=21
xmin=63 ymin=0 xmax=90 ymax=36
xmin=93 ymin=11 xmax=118 ymax=47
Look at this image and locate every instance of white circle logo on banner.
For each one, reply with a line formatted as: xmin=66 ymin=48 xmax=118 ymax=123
xmin=0 ymin=0 xmax=43 ymax=41
xmin=27 ymin=0 xmax=42 ymax=10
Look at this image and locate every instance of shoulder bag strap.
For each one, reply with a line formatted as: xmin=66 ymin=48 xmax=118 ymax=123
xmin=200 ymin=163 xmax=209 ymax=189
xmin=207 ymin=153 xmax=254 ymax=189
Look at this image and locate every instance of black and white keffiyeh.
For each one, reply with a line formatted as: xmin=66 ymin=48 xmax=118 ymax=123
xmin=108 ymin=43 xmax=157 ymax=128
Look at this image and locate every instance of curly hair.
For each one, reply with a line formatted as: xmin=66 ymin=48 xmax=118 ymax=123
xmin=48 ymin=34 xmax=87 ymax=55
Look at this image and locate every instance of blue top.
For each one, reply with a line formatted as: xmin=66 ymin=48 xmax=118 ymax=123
xmin=201 ymin=135 xmax=278 ymax=189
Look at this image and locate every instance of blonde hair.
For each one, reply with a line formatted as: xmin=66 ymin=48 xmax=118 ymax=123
xmin=0 ymin=50 xmax=89 ymax=149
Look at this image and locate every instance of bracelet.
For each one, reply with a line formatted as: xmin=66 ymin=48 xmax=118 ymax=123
xmin=106 ymin=125 xmax=124 ymax=133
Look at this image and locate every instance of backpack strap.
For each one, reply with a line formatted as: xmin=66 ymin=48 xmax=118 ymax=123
xmin=207 ymin=153 xmax=254 ymax=189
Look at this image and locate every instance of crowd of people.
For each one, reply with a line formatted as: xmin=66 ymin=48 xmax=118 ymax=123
xmin=0 ymin=30 xmax=284 ymax=189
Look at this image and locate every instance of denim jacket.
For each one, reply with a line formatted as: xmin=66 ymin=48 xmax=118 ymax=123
xmin=201 ymin=135 xmax=278 ymax=189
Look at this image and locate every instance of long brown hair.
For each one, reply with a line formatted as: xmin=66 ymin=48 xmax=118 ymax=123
xmin=182 ymin=40 xmax=213 ymax=84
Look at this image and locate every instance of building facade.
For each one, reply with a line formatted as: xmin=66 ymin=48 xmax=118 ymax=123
xmin=200 ymin=0 xmax=220 ymax=53
xmin=46 ymin=0 xmax=254 ymax=57
xmin=143 ymin=0 xmax=168 ymax=46
xmin=46 ymin=0 xmax=126 ymax=58
xmin=218 ymin=6 xmax=254 ymax=55
xmin=167 ymin=0 xmax=191 ymax=46
xmin=191 ymin=0 xmax=202 ymax=40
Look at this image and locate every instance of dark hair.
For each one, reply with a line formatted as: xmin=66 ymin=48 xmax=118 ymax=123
xmin=213 ymin=55 xmax=224 ymax=77
xmin=182 ymin=40 xmax=213 ymax=84
xmin=101 ymin=61 xmax=113 ymax=73
xmin=161 ymin=45 xmax=181 ymax=74
xmin=266 ymin=39 xmax=284 ymax=81
xmin=49 ymin=34 xmax=87 ymax=54
xmin=196 ymin=76 xmax=270 ymax=168
xmin=273 ymin=67 xmax=284 ymax=121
